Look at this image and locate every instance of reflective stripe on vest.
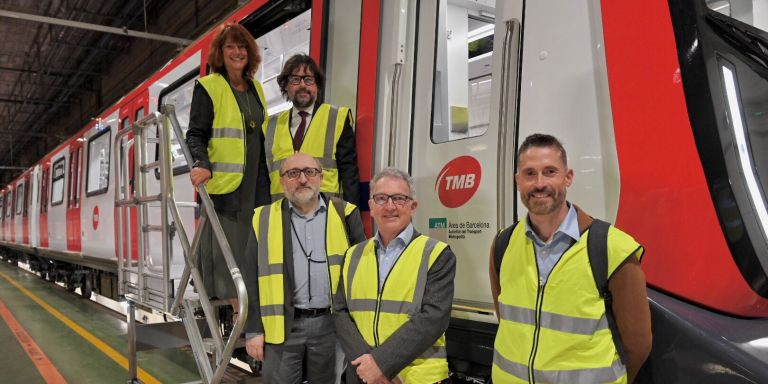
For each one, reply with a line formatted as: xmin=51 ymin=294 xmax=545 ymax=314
xmin=252 ymin=198 xmax=354 ymax=344
xmin=492 ymin=223 xmax=643 ymax=384
xmin=263 ymin=104 xmax=348 ymax=200
xmin=198 ymin=73 xmax=268 ymax=194
xmin=493 ymin=350 xmax=627 ymax=383
xmin=343 ymin=235 xmax=450 ymax=383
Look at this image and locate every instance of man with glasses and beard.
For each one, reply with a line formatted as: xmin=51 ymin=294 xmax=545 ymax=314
xmin=334 ymin=168 xmax=456 ymax=384
xmin=264 ymin=54 xmax=360 ymax=205
xmin=244 ymin=152 xmax=365 ymax=383
xmin=489 ymin=134 xmax=651 ymax=383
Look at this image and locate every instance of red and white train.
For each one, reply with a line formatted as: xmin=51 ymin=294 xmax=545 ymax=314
xmin=2 ymin=0 xmax=768 ymax=381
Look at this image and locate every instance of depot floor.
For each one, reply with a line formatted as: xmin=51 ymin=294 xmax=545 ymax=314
xmin=0 ymin=260 xmax=259 ymax=383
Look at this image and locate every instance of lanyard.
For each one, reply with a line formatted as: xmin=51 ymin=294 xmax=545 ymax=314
xmin=290 ymin=211 xmax=326 ymax=302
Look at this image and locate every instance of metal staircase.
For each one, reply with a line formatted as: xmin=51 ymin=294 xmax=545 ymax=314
xmin=114 ymin=105 xmax=248 ymax=384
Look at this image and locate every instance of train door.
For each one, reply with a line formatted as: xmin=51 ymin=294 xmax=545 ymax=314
xmin=82 ymin=115 xmax=117 ymax=261
xmin=242 ymin=0 xmax=314 ymax=115
xmin=9 ymin=185 xmax=15 ymax=242
xmin=21 ymin=175 xmax=30 ymax=245
xmin=3 ymin=190 xmax=8 ymax=242
xmin=511 ymin=1 xmax=620 ymax=225
xmin=48 ymin=154 xmax=67 ymax=250
xmin=0 ymin=192 xmax=4 ymax=241
xmin=67 ymin=139 xmax=83 ymax=252
xmin=115 ymin=94 xmax=146 ymax=262
xmin=13 ymin=180 xmax=26 ymax=244
xmin=393 ymin=0 xmax=522 ymax=318
xmin=30 ymin=165 xmax=40 ymax=247
xmin=40 ymin=163 xmax=50 ymax=248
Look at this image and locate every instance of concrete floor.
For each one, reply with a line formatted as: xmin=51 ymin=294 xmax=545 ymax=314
xmin=0 ymin=260 xmax=229 ymax=383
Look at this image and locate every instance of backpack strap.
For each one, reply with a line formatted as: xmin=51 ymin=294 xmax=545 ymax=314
xmin=493 ymin=221 xmax=519 ymax=280
xmin=587 ymin=219 xmax=628 ymax=365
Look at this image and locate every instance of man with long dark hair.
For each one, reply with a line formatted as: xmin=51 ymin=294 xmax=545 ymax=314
xmin=263 ymin=54 xmax=360 ymax=205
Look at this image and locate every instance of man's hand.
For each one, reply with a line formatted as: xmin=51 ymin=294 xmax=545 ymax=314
xmin=190 ymin=167 xmax=212 ymax=188
xmin=351 ymin=354 xmax=391 ymax=384
xmin=245 ymin=335 xmax=265 ymax=361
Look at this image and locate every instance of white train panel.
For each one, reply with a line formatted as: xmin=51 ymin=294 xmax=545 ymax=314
xmin=80 ymin=112 xmax=119 ymax=260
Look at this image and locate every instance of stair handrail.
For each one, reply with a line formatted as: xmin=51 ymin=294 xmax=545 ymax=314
xmin=160 ymin=104 xmax=248 ymax=384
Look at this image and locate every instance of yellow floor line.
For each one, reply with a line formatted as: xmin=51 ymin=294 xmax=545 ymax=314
xmin=0 ymin=270 xmax=162 ymax=384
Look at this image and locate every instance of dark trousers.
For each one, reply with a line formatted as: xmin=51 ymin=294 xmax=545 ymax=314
xmin=263 ymin=313 xmax=336 ymax=384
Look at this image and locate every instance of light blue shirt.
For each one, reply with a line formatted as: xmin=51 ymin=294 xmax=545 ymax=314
xmin=525 ymin=203 xmax=580 ymax=284
xmin=288 ymin=197 xmax=329 ymax=308
xmin=374 ymin=223 xmax=415 ymax=290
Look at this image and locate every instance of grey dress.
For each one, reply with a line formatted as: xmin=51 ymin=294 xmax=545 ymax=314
xmin=191 ymin=82 xmax=270 ymax=300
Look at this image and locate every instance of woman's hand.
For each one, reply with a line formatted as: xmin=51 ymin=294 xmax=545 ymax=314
xmin=190 ymin=167 xmax=212 ymax=187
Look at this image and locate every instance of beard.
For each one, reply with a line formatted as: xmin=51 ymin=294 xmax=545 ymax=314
xmin=288 ymin=185 xmax=319 ymax=205
xmin=521 ymin=187 xmax=566 ymax=216
xmin=291 ymin=89 xmax=315 ymax=108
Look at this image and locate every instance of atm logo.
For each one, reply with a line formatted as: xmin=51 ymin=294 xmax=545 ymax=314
xmin=435 ymin=156 xmax=482 ymax=208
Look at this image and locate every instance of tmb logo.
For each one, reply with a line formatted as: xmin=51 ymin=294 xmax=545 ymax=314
xmin=435 ymin=156 xmax=482 ymax=208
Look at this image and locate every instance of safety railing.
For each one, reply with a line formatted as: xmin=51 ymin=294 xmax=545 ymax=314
xmin=114 ymin=105 xmax=248 ymax=384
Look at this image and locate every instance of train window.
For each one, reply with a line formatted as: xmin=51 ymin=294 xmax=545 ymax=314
xmin=68 ymin=146 xmax=82 ymax=208
xmin=23 ymin=179 xmax=29 ymax=217
xmin=706 ymin=0 xmax=768 ymax=33
xmin=158 ymin=68 xmax=198 ymax=172
xmin=15 ymin=183 xmax=24 ymax=215
xmin=254 ymin=8 xmax=312 ymax=115
xmin=51 ymin=157 xmax=65 ymax=206
xmin=431 ymin=0 xmax=496 ymax=143
xmin=7 ymin=191 xmax=12 ymax=218
xmin=0 ymin=195 xmax=4 ymax=220
xmin=40 ymin=168 xmax=49 ymax=213
xmin=86 ymin=128 xmax=112 ymax=196
xmin=135 ymin=107 xmax=145 ymax=121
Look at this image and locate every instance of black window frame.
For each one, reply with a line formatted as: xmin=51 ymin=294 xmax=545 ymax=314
xmin=15 ymin=182 xmax=25 ymax=215
xmin=85 ymin=127 xmax=112 ymax=197
xmin=50 ymin=157 xmax=66 ymax=206
xmin=155 ymin=67 xmax=200 ymax=178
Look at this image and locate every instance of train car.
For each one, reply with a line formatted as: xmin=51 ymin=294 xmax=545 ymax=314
xmin=1 ymin=0 xmax=767 ymax=382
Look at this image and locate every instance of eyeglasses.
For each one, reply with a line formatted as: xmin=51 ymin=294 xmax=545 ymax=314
xmin=287 ymin=75 xmax=316 ymax=86
xmin=371 ymin=194 xmax=412 ymax=206
xmin=281 ymin=167 xmax=322 ymax=179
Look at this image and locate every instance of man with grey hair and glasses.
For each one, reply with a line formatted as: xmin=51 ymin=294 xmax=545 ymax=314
xmin=244 ymin=152 xmax=366 ymax=383
xmin=334 ymin=168 xmax=456 ymax=384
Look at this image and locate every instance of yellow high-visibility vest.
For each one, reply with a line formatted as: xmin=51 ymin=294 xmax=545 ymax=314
xmin=252 ymin=197 xmax=356 ymax=343
xmin=263 ymin=104 xmax=350 ymax=200
xmin=343 ymin=235 xmax=450 ymax=383
xmin=492 ymin=223 xmax=643 ymax=383
xmin=197 ymin=73 xmax=267 ymax=194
